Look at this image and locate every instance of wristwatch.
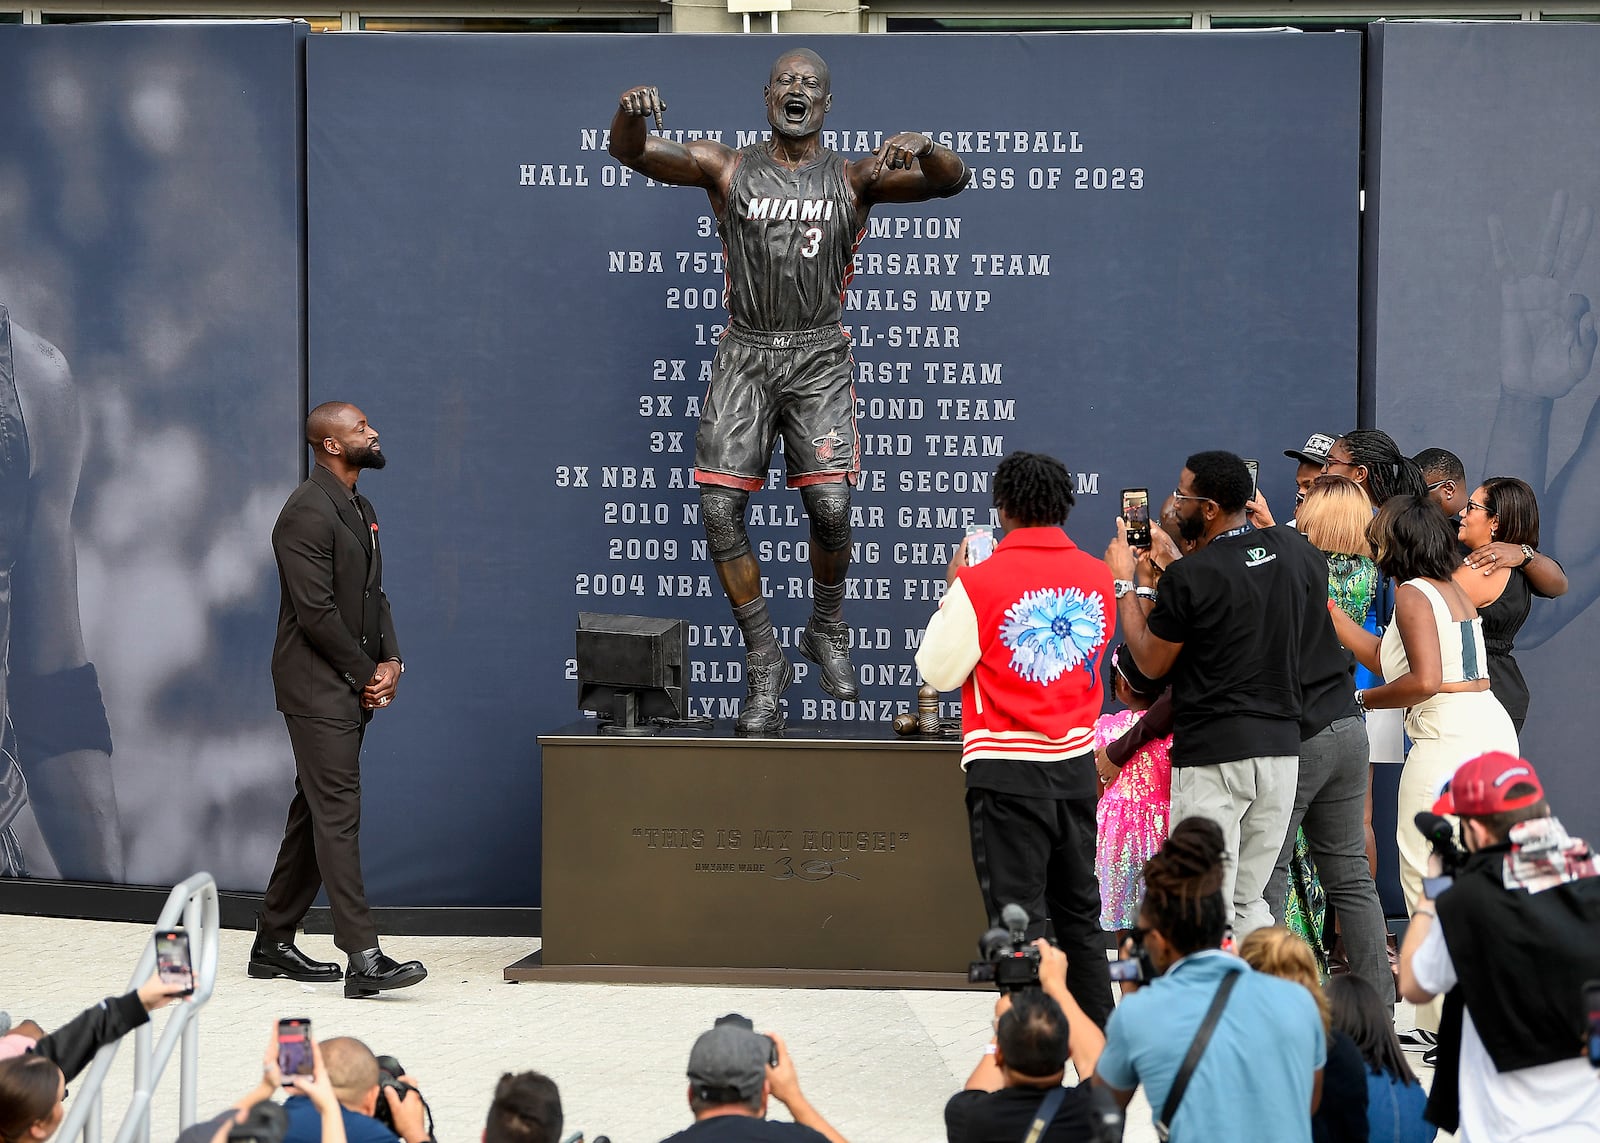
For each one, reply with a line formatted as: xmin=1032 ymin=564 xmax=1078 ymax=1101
xmin=1520 ymin=544 xmax=1536 ymax=566
xmin=1354 ymin=689 xmax=1368 ymax=715
xmin=1113 ymin=579 xmax=1136 ymax=599
xmin=1134 ymin=586 xmax=1159 ymax=602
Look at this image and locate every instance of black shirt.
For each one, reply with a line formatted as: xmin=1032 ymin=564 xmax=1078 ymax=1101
xmin=1313 ymin=1030 xmax=1370 ymax=1143
xmin=661 ymin=1117 xmax=829 ymax=1143
xmin=1146 ymin=525 xmax=1326 ymax=766
xmin=944 ymin=1085 xmax=1097 ymax=1143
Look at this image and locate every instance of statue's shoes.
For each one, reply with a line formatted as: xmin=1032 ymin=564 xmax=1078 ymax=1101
xmin=799 ymin=617 xmax=860 ymax=701
xmin=736 ymin=653 xmax=793 ymax=735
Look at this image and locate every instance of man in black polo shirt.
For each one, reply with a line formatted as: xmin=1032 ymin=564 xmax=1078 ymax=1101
xmin=1264 ymin=565 xmax=1394 ymax=1005
xmin=1107 ymin=450 xmax=1326 ymax=940
xmin=945 ymin=943 xmax=1106 ymax=1143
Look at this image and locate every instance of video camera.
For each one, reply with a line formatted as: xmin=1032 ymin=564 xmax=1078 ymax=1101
xmin=1414 ymin=812 xmax=1468 ymax=897
xmin=968 ymin=904 xmax=1042 ymax=992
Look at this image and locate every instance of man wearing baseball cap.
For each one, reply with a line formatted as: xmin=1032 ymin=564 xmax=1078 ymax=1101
xmin=662 ymin=1015 xmax=847 ymax=1143
xmin=1284 ymin=433 xmax=1336 ymax=514
xmin=1398 ymin=751 xmax=1600 ymax=1142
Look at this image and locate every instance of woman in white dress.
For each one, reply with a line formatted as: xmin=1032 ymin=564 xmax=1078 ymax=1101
xmin=1328 ymin=496 xmax=1518 ymax=1031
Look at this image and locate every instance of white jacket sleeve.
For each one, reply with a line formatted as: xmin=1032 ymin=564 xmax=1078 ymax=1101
xmin=914 ymin=579 xmax=982 ymax=692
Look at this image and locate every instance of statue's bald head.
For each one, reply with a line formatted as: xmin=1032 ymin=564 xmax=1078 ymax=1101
xmin=307 ymin=402 xmax=356 ymax=453
xmin=319 ymin=1037 xmax=380 ymax=1107
xmin=770 ymin=48 xmax=829 ymax=89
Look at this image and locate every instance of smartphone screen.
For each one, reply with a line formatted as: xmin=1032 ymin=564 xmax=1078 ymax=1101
xmin=964 ymin=524 xmax=995 ymax=565
xmin=277 ymin=1018 xmax=313 ymax=1078
xmin=155 ymin=929 xmax=194 ymax=995
xmin=1120 ymin=489 xmax=1151 ymax=549
xmin=1243 ymin=459 xmax=1260 ymax=501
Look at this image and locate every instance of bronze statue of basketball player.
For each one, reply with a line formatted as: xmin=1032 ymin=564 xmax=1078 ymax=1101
xmin=610 ymin=49 xmax=969 ymax=734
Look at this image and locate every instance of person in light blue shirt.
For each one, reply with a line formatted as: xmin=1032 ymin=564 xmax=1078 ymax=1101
xmin=1093 ymin=817 xmax=1326 ymax=1142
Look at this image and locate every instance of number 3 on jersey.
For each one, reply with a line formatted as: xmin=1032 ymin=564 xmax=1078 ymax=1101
xmin=800 ymin=226 xmax=822 ymax=259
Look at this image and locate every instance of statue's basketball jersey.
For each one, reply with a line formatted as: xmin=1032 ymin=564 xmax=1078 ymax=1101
xmin=0 ymin=306 xmax=32 ymax=873
xmin=719 ymin=146 xmax=863 ymax=332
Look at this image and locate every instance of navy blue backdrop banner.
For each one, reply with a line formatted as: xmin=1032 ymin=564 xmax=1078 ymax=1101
xmin=1365 ymin=21 xmax=1600 ymax=834
xmin=306 ymin=31 xmax=1359 ymax=907
xmin=0 ymin=22 xmax=305 ymax=888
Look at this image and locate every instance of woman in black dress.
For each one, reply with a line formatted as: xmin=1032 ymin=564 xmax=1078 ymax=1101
xmin=1452 ymin=476 xmax=1568 ymax=732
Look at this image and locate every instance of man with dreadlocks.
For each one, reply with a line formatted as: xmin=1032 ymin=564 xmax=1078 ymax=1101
xmin=917 ymin=452 xmax=1116 ymax=1028
xmin=1094 ymin=818 xmax=1327 ymax=1143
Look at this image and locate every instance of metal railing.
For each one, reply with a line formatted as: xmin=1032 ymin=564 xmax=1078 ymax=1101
xmin=57 ymin=873 xmax=221 ymax=1143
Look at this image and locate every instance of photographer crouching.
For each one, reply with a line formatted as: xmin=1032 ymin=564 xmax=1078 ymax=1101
xmin=947 ymin=928 xmax=1119 ymax=1143
xmin=281 ymin=1039 xmax=433 ymax=1143
xmin=1398 ymin=751 xmax=1600 ymax=1141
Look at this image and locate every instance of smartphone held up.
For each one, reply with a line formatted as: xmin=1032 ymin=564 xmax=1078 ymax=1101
xmin=277 ymin=1018 xmax=313 ymax=1079
xmin=964 ymin=524 xmax=995 ymax=565
xmin=155 ymin=929 xmax=195 ymax=996
xmin=1120 ymin=488 xmax=1151 ymax=549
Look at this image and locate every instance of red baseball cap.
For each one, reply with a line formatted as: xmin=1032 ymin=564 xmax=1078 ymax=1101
xmin=1432 ymin=751 xmax=1545 ymax=816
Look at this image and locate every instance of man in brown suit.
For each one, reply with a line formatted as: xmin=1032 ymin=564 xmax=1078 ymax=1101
xmin=251 ymin=402 xmax=425 ymax=998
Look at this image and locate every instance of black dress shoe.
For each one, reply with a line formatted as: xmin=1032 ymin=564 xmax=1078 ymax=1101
xmin=344 ymin=949 xmax=427 ymax=999
xmin=248 ymin=939 xmax=342 ymax=982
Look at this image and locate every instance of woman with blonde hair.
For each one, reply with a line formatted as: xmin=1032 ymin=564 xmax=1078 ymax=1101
xmin=1298 ymin=474 xmax=1384 ymax=876
xmin=1241 ymin=927 xmax=1369 ymax=1143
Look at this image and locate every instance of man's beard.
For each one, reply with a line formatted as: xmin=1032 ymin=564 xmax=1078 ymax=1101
xmin=1177 ymin=510 xmax=1204 ymax=543
xmin=349 ymin=442 xmax=387 ymax=470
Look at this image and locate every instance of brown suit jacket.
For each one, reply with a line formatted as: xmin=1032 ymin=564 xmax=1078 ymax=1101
xmin=270 ymin=464 xmax=400 ymax=719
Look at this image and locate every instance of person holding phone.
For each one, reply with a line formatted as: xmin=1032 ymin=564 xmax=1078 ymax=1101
xmin=205 ymin=1031 xmax=350 ymax=1143
xmin=0 ymin=972 xmax=188 ymax=1080
xmin=1107 ymin=451 xmax=1332 ymax=942
xmin=917 ymin=452 xmax=1116 ymax=1029
xmin=1093 ymin=818 xmax=1326 ymax=1143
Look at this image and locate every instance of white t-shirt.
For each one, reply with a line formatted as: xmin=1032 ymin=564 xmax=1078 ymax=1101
xmin=1412 ymin=920 xmax=1600 ymax=1142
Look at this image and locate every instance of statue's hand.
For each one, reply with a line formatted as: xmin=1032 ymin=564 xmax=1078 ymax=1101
xmin=618 ymin=85 xmax=666 ymax=123
xmin=1489 ymin=190 xmax=1598 ymax=400
xmin=872 ymin=132 xmax=932 ymax=179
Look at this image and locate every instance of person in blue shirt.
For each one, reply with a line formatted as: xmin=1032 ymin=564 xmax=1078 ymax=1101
xmin=282 ymin=1038 xmax=432 ymax=1143
xmin=1326 ymin=975 xmax=1434 ymax=1143
xmin=1093 ymin=817 xmax=1326 ymax=1142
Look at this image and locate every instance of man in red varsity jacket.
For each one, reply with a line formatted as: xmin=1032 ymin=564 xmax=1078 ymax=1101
xmin=917 ymin=452 xmax=1116 ymax=1027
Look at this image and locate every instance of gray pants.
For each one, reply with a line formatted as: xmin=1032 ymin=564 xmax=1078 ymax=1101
xmin=1266 ymin=715 xmax=1394 ymax=1005
xmin=1170 ymin=754 xmax=1297 ymax=941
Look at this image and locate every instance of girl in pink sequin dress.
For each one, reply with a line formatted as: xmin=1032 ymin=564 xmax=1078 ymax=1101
xmin=1093 ymin=645 xmax=1172 ymax=934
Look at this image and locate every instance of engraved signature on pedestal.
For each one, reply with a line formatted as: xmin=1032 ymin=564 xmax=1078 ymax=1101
xmin=770 ymin=855 xmax=860 ymax=882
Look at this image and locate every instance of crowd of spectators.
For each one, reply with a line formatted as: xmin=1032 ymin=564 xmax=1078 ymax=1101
xmin=5 ymin=439 xmax=1599 ymax=1143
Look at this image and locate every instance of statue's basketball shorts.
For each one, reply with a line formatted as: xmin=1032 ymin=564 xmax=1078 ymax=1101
xmin=693 ymin=324 xmax=858 ymax=491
